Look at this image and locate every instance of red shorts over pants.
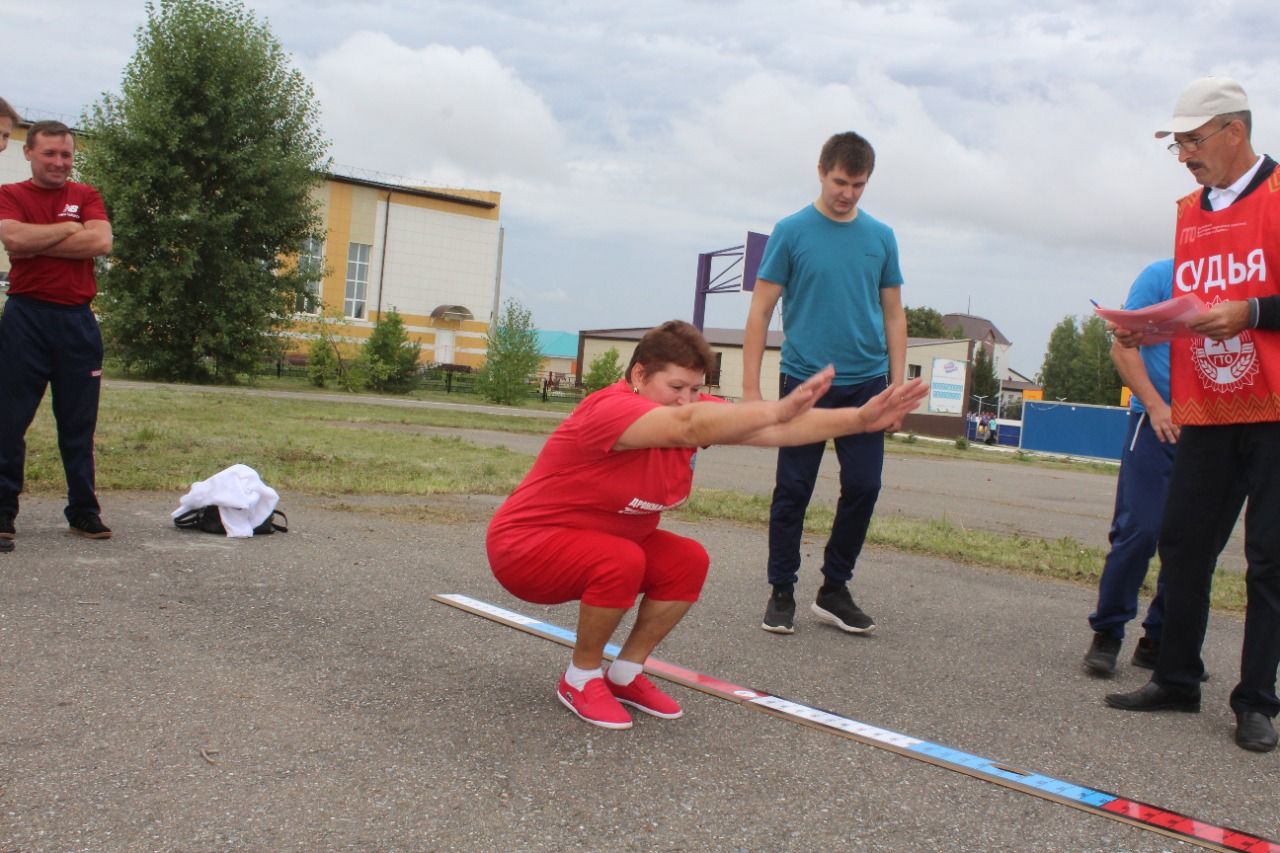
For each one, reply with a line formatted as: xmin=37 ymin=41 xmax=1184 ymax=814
xmin=487 ymin=525 xmax=709 ymax=609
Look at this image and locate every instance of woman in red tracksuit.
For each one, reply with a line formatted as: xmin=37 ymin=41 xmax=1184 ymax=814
xmin=487 ymin=320 xmax=926 ymax=729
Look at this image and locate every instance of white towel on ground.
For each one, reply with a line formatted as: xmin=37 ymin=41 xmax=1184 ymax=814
xmin=171 ymin=464 xmax=280 ymax=538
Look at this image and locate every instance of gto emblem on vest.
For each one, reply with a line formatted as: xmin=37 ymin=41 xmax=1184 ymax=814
xmin=1192 ymin=331 xmax=1259 ymax=392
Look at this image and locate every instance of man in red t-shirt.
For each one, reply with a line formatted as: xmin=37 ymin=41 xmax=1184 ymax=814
xmin=0 ymin=121 xmax=114 ymax=543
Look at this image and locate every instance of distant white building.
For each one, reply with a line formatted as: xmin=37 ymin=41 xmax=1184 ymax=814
xmin=943 ymin=313 xmax=1041 ymax=412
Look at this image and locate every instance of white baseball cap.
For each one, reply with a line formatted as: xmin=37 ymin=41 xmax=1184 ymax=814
xmin=1155 ymin=76 xmax=1250 ymax=138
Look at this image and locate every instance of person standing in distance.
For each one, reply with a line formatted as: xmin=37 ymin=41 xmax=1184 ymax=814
xmin=1084 ymin=260 xmax=1182 ymax=675
xmin=0 ymin=121 xmax=114 ymax=542
xmin=0 ymin=98 xmax=17 ymax=552
xmin=0 ymin=96 xmax=19 ymax=152
xmin=743 ymin=131 xmax=908 ymax=635
xmin=1105 ymin=77 xmax=1280 ymax=753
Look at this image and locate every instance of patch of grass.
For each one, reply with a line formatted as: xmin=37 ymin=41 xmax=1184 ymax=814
xmin=24 ymin=387 xmax=539 ymax=497
xmin=884 ymin=437 xmax=1119 ymax=475
xmin=674 ymin=488 xmax=1246 ymax=613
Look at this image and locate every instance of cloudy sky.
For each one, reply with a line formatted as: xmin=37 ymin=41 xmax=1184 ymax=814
xmin=5 ymin=0 xmax=1277 ymax=375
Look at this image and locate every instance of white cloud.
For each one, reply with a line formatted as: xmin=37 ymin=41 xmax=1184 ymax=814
xmin=9 ymin=0 xmax=1280 ymax=373
xmin=304 ymin=31 xmax=567 ymax=186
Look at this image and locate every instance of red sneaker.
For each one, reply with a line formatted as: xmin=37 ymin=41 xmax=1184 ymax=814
xmin=607 ymin=673 xmax=683 ymax=719
xmin=556 ymin=676 xmax=633 ymax=730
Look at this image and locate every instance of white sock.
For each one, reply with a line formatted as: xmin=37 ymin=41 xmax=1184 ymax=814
xmin=565 ymin=663 xmax=603 ymax=691
xmin=606 ymin=658 xmax=644 ymax=687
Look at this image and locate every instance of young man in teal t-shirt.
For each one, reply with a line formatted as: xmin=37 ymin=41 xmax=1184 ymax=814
xmin=742 ymin=131 xmax=908 ymax=635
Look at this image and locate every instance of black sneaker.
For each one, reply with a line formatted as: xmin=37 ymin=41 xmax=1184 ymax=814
xmin=1084 ymin=632 xmax=1121 ymax=676
xmin=69 ymin=513 xmax=113 ymax=540
xmin=0 ymin=511 xmax=13 ymax=541
xmin=811 ymin=585 xmax=875 ymax=633
xmin=762 ymin=588 xmax=796 ymax=634
xmin=1133 ymin=637 xmax=1210 ymax=681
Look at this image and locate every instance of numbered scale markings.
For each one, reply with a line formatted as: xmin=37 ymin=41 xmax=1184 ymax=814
xmin=433 ymin=593 xmax=1278 ymax=853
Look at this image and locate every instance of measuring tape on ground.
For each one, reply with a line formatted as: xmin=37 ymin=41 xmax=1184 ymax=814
xmin=433 ymin=592 xmax=1278 ymax=853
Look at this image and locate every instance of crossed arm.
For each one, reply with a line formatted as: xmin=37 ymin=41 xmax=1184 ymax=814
xmin=0 ymin=219 xmax=113 ymax=259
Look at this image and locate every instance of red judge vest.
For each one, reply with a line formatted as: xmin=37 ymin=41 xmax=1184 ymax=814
xmin=1171 ymin=165 xmax=1280 ymax=425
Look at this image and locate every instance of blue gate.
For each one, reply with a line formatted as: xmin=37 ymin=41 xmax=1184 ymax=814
xmin=1020 ymin=401 xmax=1130 ymax=461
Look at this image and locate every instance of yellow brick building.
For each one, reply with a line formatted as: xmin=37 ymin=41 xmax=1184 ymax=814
xmin=297 ymin=170 xmax=503 ymax=369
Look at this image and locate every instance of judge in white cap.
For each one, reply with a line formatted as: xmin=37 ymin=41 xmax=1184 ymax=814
xmin=1106 ymin=76 xmax=1280 ymax=755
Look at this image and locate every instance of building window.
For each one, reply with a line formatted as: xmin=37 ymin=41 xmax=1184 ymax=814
xmin=344 ymin=242 xmax=370 ymax=319
xmin=295 ymin=236 xmax=324 ymax=314
xmin=908 ymin=364 xmax=922 ymax=379
xmin=707 ymin=352 xmax=723 ymax=387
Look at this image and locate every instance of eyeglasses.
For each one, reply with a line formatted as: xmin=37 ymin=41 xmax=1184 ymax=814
xmin=1166 ymin=123 xmax=1230 ymax=155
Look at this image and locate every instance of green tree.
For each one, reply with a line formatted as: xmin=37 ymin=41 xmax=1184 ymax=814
xmin=307 ymin=335 xmax=338 ymax=388
xmin=303 ymin=309 xmax=361 ymax=390
xmin=1072 ymin=315 xmax=1122 ymax=405
xmin=583 ymin=347 xmax=624 ymax=392
xmin=1037 ymin=315 xmax=1123 ymax=405
xmin=477 ymin=299 xmax=542 ymax=405
xmin=81 ymin=0 xmax=329 ymax=382
xmin=359 ymin=309 xmax=421 ymax=393
xmin=970 ymin=345 xmax=999 ymax=412
xmin=906 ymin=306 xmax=956 ymax=338
xmin=1039 ymin=316 xmax=1081 ymax=401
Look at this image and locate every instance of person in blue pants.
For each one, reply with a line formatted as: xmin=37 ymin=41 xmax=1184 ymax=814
xmin=0 ymin=121 xmax=114 ymax=544
xmin=742 ymin=131 xmax=908 ymax=635
xmin=1084 ymin=259 xmax=1178 ymax=675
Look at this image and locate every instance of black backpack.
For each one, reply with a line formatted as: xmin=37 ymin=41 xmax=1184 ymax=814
xmin=174 ymin=506 xmax=288 ymax=535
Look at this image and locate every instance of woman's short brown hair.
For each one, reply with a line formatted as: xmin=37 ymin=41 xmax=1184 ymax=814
xmin=0 ymin=97 xmax=20 ymax=125
xmin=625 ymin=320 xmax=716 ymax=384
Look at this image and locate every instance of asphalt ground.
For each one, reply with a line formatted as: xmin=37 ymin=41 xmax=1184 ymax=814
xmin=1 ymin=489 xmax=1276 ymax=852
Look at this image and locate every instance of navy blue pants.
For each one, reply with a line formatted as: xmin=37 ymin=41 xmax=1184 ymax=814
xmin=0 ymin=295 xmax=104 ymax=519
xmin=1154 ymin=423 xmax=1280 ymax=717
xmin=1088 ymin=412 xmax=1175 ymax=641
xmin=766 ymin=374 xmax=886 ymax=588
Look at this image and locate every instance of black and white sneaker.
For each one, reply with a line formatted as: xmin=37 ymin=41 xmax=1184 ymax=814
xmin=812 ymin=585 xmax=875 ymax=633
xmin=69 ymin=513 xmax=113 ymax=540
xmin=762 ymin=588 xmax=796 ymax=634
xmin=1084 ymin=632 xmax=1121 ymax=676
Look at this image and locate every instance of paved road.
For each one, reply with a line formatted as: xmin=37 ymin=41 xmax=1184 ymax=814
xmin=1 ymin=492 xmax=1273 ymax=852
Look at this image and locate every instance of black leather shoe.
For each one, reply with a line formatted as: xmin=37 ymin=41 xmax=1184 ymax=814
xmin=1105 ymin=681 xmax=1200 ymax=713
xmin=1235 ymin=711 xmax=1278 ymax=753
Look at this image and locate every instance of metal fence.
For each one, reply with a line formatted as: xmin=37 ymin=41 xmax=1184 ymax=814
xmin=257 ymin=359 xmax=588 ymax=404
